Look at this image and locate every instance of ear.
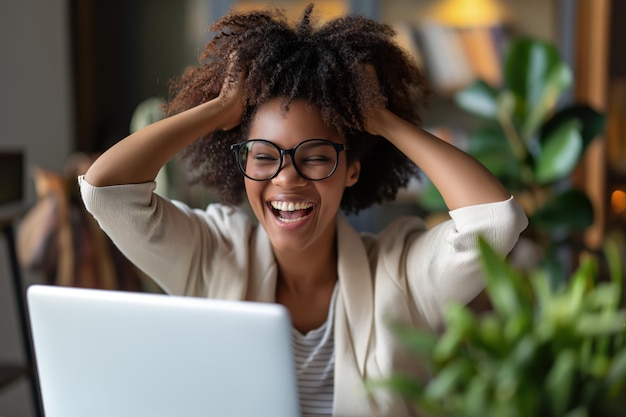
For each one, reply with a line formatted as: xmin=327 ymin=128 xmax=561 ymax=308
xmin=345 ymin=160 xmax=360 ymax=187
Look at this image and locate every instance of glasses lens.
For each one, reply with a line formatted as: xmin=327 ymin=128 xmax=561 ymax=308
xmin=238 ymin=140 xmax=280 ymax=180
xmin=294 ymin=140 xmax=339 ymax=180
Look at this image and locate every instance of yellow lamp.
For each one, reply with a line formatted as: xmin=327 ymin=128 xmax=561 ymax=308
xmin=427 ymin=0 xmax=508 ymax=28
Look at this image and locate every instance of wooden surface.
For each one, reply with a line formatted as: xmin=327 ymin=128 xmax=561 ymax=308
xmin=573 ymin=0 xmax=612 ymax=249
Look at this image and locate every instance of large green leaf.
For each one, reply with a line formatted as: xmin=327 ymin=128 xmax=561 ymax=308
xmin=545 ymin=349 xmax=577 ymax=416
xmin=521 ymin=63 xmax=572 ymax=138
xmin=424 ymin=357 xmax=474 ymax=400
xmin=530 ymin=189 xmax=594 ymax=231
xmin=541 ymin=104 xmax=606 ymax=151
xmin=473 ymin=150 xmax=521 ymax=182
xmin=454 ymin=80 xmax=500 ymax=120
xmin=466 ymin=125 xmax=512 ymax=154
xmin=504 ymin=38 xmax=571 ymax=126
xmin=534 ymin=119 xmax=582 ymax=184
xmin=478 ymin=236 xmax=531 ymax=319
xmin=605 ymin=348 xmax=626 ymax=389
xmin=603 ymin=233 xmax=625 ymax=306
xmin=467 ymin=128 xmax=522 ymax=187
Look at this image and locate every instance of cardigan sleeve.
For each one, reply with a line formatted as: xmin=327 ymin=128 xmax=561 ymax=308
xmin=377 ymin=196 xmax=528 ymax=329
xmin=78 ymin=176 xmax=254 ymax=297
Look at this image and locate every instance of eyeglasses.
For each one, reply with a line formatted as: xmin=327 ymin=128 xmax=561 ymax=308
xmin=230 ymin=139 xmax=347 ymax=181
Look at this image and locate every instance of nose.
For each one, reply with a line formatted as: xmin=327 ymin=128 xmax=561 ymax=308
xmin=271 ymin=154 xmax=307 ymax=187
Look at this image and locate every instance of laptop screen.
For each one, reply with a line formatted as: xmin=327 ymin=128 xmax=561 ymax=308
xmin=27 ymin=285 xmax=300 ymax=417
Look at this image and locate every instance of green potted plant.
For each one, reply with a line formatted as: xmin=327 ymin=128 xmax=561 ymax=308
xmin=375 ymin=233 xmax=626 ymax=417
xmin=419 ymin=37 xmax=606 ymax=278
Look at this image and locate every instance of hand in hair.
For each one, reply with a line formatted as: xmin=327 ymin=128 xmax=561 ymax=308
xmin=84 ymin=55 xmax=247 ymax=187
xmin=362 ymin=64 xmax=387 ymax=137
xmin=217 ymin=53 xmax=246 ymax=131
xmin=361 ymin=64 xmax=510 ymax=209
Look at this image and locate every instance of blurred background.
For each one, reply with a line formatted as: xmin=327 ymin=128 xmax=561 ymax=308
xmin=1 ymin=0 xmax=624 ymax=416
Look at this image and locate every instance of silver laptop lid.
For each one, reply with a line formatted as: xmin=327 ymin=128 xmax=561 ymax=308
xmin=27 ymin=285 xmax=300 ymax=417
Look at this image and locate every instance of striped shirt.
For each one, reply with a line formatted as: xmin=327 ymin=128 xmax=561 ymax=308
xmin=291 ymin=285 xmax=338 ymax=417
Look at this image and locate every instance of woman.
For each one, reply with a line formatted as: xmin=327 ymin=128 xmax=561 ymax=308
xmin=80 ymin=5 xmax=528 ymax=416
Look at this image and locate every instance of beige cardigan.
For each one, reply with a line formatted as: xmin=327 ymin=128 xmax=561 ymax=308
xmin=79 ymin=176 xmax=528 ymax=417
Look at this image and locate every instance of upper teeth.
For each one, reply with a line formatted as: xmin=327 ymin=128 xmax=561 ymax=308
xmin=270 ymin=201 xmax=313 ymax=211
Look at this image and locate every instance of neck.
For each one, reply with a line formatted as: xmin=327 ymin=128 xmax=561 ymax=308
xmin=273 ymin=237 xmax=338 ymax=295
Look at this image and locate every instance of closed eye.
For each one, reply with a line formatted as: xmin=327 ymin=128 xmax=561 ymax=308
xmin=302 ymin=156 xmax=333 ymax=164
xmin=252 ymin=154 xmax=278 ymax=162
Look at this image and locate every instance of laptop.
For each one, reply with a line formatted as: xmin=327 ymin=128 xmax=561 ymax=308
xmin=26 ymin=285 xmax=300 ymax=417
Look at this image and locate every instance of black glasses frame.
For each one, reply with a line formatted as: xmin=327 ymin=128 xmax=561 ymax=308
xmin=230 ymin=139 xmax=347 ymax=181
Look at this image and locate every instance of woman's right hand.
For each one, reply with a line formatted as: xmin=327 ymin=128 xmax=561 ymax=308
xmin=217 ymin=69 xmax=246 ymax=131
xmin=215 ymin=51 xmax=246 ymax=131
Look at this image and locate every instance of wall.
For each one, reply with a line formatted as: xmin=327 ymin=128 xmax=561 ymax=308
xmin=0 ymin=0 xmax=73 ymax=416
xmin=0 ymin=0 xmax=73 ymax=179
xmin=379 ymin=0 xmax=557 ymax=41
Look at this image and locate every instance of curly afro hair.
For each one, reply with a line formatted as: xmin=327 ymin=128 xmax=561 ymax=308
xmin=165 ymin=3 xmax=429 ymax=214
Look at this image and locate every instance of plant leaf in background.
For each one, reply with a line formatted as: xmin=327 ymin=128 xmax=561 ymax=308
xmin=130 ymin=97 xmax=165 ymax=133
xmin=544 ymin=349 xmax=577 ymax=416
xmin=541 ymin=104 xmax=607 ymax=151
xmin=504 ymin=38 xmax=571 ymax=130
xmin=521 ymin=62 xmax=572 ymax=139
xmin=466 ymin=126 xmax=522 ymax=189
xmin=603 ymin=232 xmax=625 ymax=306
xmin=454 ymin=80 xmax=500 ymax=120
xmin=534 ymin=118 xmax=582 ymax=184
xmin=530 ymin=189 xmax=594 ymax=231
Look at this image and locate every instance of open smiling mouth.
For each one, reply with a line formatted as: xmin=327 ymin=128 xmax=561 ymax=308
xmin=270 ymin=201 xmax=314 ymax=224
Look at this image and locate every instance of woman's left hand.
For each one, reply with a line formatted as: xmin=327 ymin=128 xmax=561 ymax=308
xmin=362 ymin=64 xmax=389 ymax=136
